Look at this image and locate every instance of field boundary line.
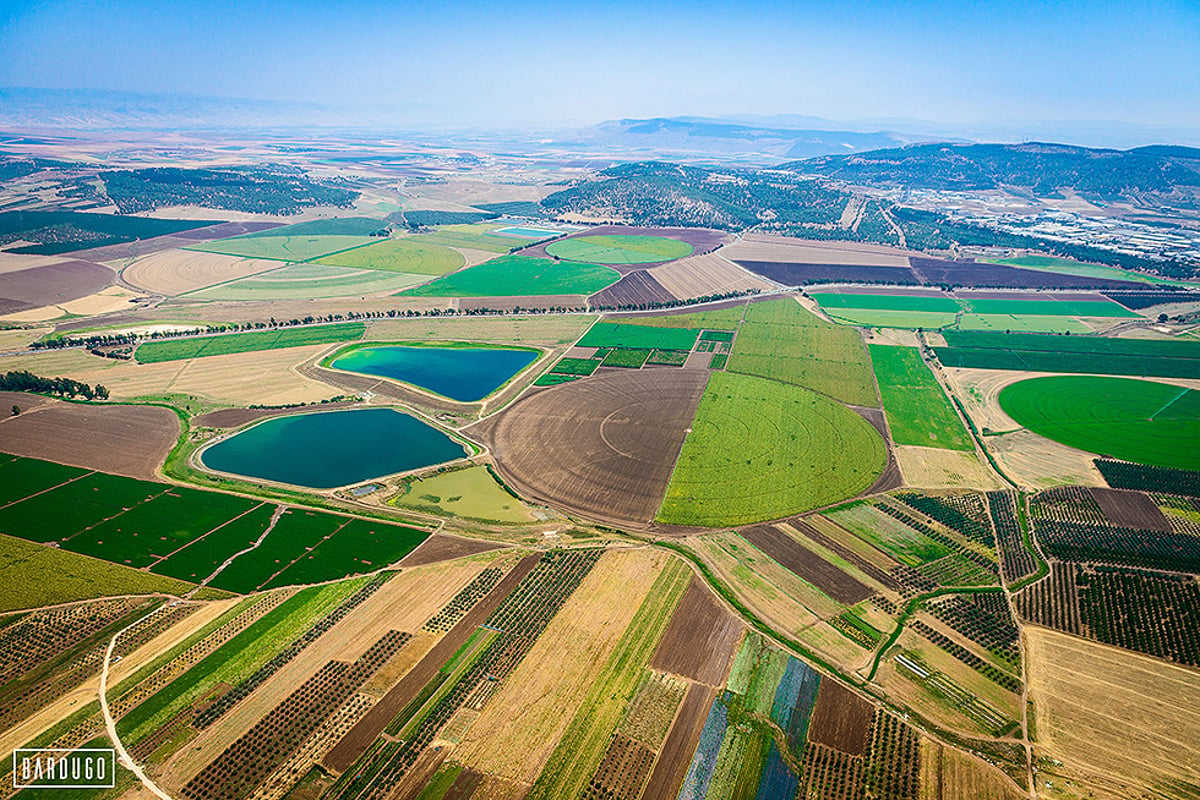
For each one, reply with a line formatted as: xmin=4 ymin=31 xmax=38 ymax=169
xmin=151 ymin=500 xmax=269 ymax=565
xmin=0 ymin=467 xmax=97 ymax=510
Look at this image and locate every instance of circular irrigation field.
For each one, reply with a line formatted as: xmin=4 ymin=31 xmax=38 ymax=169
xmin=545 ymin=234 xmax=694 ymax=265
xmin=657 ymin=372 xmax=887 ymax=527
xmin=999 ymin=375 xmax=1200 ymax=470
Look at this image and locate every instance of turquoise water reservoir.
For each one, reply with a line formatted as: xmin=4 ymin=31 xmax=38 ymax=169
xmin=330 ymin=344 xmax=538 ymax=402
xmin=200 ymin=408 xmax=465 ymax=488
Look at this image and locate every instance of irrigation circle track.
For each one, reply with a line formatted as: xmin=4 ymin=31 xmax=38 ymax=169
xmin=470 ymin=369 xmax=709 ymax=528
xmin=999 ymin=375 xmax=1200 ymax=470
xmin=545 ymin=234 xmax=694 ymax=265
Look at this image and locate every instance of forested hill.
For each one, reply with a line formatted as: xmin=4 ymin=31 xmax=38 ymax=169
xmin=785 ymin=142 xmax=1200 ymax=199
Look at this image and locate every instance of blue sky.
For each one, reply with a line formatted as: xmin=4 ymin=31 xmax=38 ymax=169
xmin=1 ymin=0 xmax=1197 ymax=131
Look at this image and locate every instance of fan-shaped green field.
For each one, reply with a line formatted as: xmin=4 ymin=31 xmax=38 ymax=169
xmin=316 ymin=238 xmax=464 ymax=275
xmin=657 ymin=372 xmax=885 ymax=526
xmin=546 ymin=234 xmax=693 ymax=265
xmin=999 ymin=375 xmax=1200 ymax=469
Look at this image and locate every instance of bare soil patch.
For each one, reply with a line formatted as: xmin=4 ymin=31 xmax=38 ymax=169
xmin=589 ymin=270 xmax=675 ymax=307
xmin=470 ymin=369 xmax=708 ymax=528
xmin=735 ymin=261 xmax=920 ymax=286
xmin=398 ymin=533 xmax=509 ymax=567
xmin=740 ymin=524 xmax=873 ymax=605
xmin=649 ymin=252 xmax=773 ymax=300
xmin=649 ymin=577 xmax=743 ymax=686
xmin=807 ymin=679 xmax=874 ymax=755
xmin=123 ymin=250 xmax=283 ymax=295
xmin=0 ymin=260 xmax=113 ymax=309
xmin=640 ymin=682 xmax=717 ymax=800
xmin=0 ymin=395 xmax=178 ymax=479
xmin=1089 ymin=488 xmax=1171 ymax=532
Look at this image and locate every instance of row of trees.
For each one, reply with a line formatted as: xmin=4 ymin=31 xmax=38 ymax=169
xmin=0 ymin=370 xmax=108 ymax=400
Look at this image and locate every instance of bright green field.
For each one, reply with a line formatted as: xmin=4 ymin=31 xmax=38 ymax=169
xmin=868 ymin=345 xmax=973 ymax=450
xmin=0 ymin=533 xmax=193 ymax=612
xmin=620 ymin=305 xmax=746 ymax=329
xmin=990 ymin=255 xmax=1199 ymax=287
xmin=135 ymin=322 xmax=366 ymax=362
xmin=191 ymin=264 xmax=427 ymax=300
xmin=957 ymin=313 xmax=1093 ymax=334
xmin=402 ymin=255 xmax=619 ymax=297
xmin=186 ymin=235 xmax=377 ymax=262
xmin=826 ymin=308 xmax=960 ymax=330
xmin=727 ymin=298 xmax=878 ymax=406
xmin=999 ymin=375 xmax=1200 ymax=469
xmin=389 ymin=465 xmax=531 ymax=523
xmin=657 ymin=372 xmax=885 ymax=526
xmin=811 ymin=292 xmax=961 ymax=313
xmin=545 ymin=234 xmax=693 ymax=265
xmin=961 ymin=298 xmax=1138 ymax=318
xmin=315 ymin=238 xmax=464 ymax=275
xmin=578 ymin=322 xmax=700 ymax=351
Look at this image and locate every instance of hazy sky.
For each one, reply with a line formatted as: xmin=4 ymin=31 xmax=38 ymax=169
xmin=1 ymin=0 xmax=1198 ymax=130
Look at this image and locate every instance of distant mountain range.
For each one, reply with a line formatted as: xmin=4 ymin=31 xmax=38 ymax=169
xmin=554 ymin=117 xmax=947 ymax=160
xmin=788 ymin=141 xmax=1200 ymax=199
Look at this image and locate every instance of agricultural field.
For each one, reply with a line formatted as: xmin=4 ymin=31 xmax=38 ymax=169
xmin=934 ymin=329 xmax=1200 ymax=378
xmin=0 ymin=210 xmax=216 ymax=256
xmin=401 ymin=255 xmax=620 ymax=297
xmin=657 ymin=372 xmax=885 ymax=526
xmin=1026 ymin=626 xmax=1200 ymax=799
xmin=989 ymin=254 xmax=1199 ymax=287
xmin=869 ymin=344 xmax=974 ymax=450
xmin=476 ymin=368 xmax=708 ymax=526
xmin=727 ymin=297 xmax=879 ymax=406
xmin=315 ymin=238 xmax=464 ymax=275
xmin=387 ymin=465 xmax=534 ymax=523
xmin=122 ymin=249 xmax=286 ymax=296
xmin=410 ymin=222 xmax=529 ymax=254
xmin=545 ymin=233 xmax=693 ymax=265
xmin=189 ymin=263 xmax=427 ymax=300
xmin=0 ymin=456 xmax=430 ymax=589
xmin=0 ymin=532 xmax=194 ymax=611
xmin=187 ymin=235 xmax=377 ymax=262
xmin=135 ymin=322 xmax=366 ymax=362
xmin=999 ymin=375 xmax=1200 ymax=469
xmin=1 ymin=156 xmax=1194 ymax=800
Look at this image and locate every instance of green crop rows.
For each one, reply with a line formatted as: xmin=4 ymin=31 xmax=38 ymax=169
xmin=869 ymin=345 xmax=973 ymax=450
xmin=135 ymin=322 xmax=366 ymax=363
xmin=658 ymin=372 xmax=885 ymax=526
xmin=403 ymin=255 xmax=619 ymax=297
xmin=545 ymin=234 xmax=693 ymax=265
xmin=316 ymin=238 xmax=464 ymax=275
xmin=935 ymin=330 xmax=1200 ymax=379
xmin=727 ymin=298 xmax=878 ymax=407
xmin=578 ymin=322 xmax=701 ymax=351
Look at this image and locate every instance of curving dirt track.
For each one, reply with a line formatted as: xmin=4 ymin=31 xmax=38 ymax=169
xmin=469 ymin=369 xmax=708 ymax=528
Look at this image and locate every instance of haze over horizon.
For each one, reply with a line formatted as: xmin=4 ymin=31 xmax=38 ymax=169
xmin=1 ymin=0 xmax=1199 ymax=147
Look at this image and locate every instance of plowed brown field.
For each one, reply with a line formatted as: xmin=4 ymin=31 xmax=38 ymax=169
xmin=0 ymin=395 xmax=179 ymax=479
xmin=471 ymin=369 xmax=708 ymax=527
xmin=649 ymin=577 xmax=743 ymax=686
